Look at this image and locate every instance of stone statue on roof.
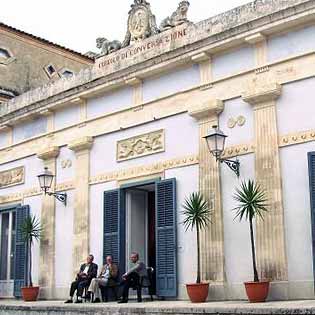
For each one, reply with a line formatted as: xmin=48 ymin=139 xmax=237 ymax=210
xmin=160 ymin=1 xmax=191 ymax=32
xmin=122 ymin=0 xmax=159 ymax=47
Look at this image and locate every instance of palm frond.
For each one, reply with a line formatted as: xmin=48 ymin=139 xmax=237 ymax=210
xmin=232 ymin=179 xmax=269 ymax=222
xmin=20 ymin=215 xmax=43 ymax=244
xmin=182 ymin=192 xmax=212 ymax=232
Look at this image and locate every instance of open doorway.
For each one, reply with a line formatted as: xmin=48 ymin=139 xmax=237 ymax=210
xmin=104 ymin=178 xmax=177 ymax=298
xmin=125 ymin=183 xmax=156 ymax=295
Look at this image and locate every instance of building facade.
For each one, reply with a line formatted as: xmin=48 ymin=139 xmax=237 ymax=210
xmin=0 ymin=0 xmax=315 ymax=301
xmin=0 ymin=22 xmax=93 ymax=103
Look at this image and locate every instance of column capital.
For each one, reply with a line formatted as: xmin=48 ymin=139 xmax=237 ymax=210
xmin=125 ymin=77 xmax=142 ymax=86
xmin=242 ymin=82 xmax=282 ymax=105
xmin=37 ymin=146 xmax=60 ymax=160
xmin=244 ymin=33 xmax=266 ymax=44
xmin=188 ymin=99 xmax=223 ymax=121
xmin=68 ymin=136 xmax=93 ymax=152
xmin=191 ymin=52 xmax=211 ymax=63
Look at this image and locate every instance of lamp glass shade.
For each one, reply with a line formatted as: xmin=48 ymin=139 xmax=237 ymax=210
xmin=204 ymin=126 xmax=227 ymax=159
xmin=37 ymin=167 xmax=54 ymax=191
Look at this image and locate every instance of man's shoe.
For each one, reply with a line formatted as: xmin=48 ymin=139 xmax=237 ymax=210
xmin=92 ymin=298 xmax=101 ymax=303
xmin=74 ymin=299 xmax=83 ymax=304
xmin=118 ymin=299 xmax=128 ymax=304
xmin=64 ymin=299 xmax=73 ymax=304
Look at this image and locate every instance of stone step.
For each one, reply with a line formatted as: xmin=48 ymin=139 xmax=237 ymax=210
xmin=1 ymin=300 xmax=315 ymax=315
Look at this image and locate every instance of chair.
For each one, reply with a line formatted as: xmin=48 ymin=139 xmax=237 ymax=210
xmin=100 ymin=270 xmax=120 ymax=302
xmin=138 ymin=267 xmax=154 ymax=301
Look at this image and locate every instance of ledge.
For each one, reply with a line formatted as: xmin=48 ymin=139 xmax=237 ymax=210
xmin=188 ymin=100 xmax=224 ymax=120
xmin=242 ymin=83 xmax=282 ymax=105
xmin=68 ymin=136 xmax=93 ymax=152
xmin=37 ymin=146 xmax=60 ymax=160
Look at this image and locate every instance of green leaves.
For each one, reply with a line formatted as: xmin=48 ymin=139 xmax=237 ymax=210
xmin=20 ymin=214 xmax=43 ymax=245
xmin=232 ymin=179 xmax=269 ymax=222
xmin=182 ymin=192 xmax=212 ymax=232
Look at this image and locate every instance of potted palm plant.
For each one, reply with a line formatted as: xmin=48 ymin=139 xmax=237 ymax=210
xmin=182 ymin=192 xmax=211 ymax=303
xmin=20 ymin=214 xmax=43 ymax=302
xmin=232 ymin=179 xmax=269 ymax=303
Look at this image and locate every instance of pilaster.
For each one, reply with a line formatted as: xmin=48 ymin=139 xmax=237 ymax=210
xmin=189 ymin=100 xmax=225 ymax=284
xmin=68 ymin=137 xmax=93 ymax=273
xmin=0 ymin=125 xmax=13 ymax=146
xmin=242 ymin=82 xmax=287 ymax=281
xmin=245 ymin=33 xmax=267 ymax=67
xmin=126 ymin=77 xmax=143 ymax=106
xmin=192 ymin=53 xmax=212 ymax=85
xmin=37 ymin=146 xmax=60 ymax=299
xmin=39 ymin=109 xmax=54 ymax=132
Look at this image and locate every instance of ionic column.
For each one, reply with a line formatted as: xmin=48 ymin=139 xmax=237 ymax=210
xmin=68 ymin=136 xmax=93 ymax=273
xmin=243 ymin=82 xmax=288 ymax=281
xmin=189 ymin=100 xmax=225 ymax=282
xmin=37 ymin=146 xmax=60 ymax=299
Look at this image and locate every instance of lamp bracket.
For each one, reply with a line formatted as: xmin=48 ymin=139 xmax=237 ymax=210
xmin=46 ymin=191 xmax=67 ymax=206
xmin=219 ymin=158 xmax=240 ymax=177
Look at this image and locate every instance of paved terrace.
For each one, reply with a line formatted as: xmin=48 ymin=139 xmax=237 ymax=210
xmin=1 ymin=300 xmax=315 ymax=315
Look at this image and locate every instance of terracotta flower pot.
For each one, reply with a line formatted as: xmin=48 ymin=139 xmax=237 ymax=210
xmin=186 ymin=283 xmax=209 ymax=303
xmin=21 ymin=286 xmax=40 ymax=302
xmin=244 ymin=281 xmax=270 ymax=303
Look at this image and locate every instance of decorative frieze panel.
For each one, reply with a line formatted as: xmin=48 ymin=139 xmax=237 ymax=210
xmin=90 ymin=154 xmax=198 ymax=185
xmin=117 ymin=129 xmax=165 ymax=162
xmin=221 ymin=143 xmax=254 ymax=159
xmin=0 ymin=166 xmax=24 ymax=189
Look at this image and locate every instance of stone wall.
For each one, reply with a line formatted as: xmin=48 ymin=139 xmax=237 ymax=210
xmin=0 ymin=27 xmax=92 ymax=96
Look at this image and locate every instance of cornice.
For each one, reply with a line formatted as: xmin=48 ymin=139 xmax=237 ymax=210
xmin=0 ymin=0 xmax=313 ymax=125
xmin=188 ymin=100 xmax=224 ymax=121
xmin=68 ymin=136 xmax=93 ymax=152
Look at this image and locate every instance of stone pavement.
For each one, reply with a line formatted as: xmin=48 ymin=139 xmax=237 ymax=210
xmin=1 ymin=300 xmax=315 ymax=315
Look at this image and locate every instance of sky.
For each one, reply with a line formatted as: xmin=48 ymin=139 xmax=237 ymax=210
xmin=1 ymin=0 xmax=251 ymax=54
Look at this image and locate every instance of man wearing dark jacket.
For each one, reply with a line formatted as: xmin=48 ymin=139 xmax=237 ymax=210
xmin=65 ymin=254 xmax=98 ymax=303
xmin=118 ymin=252 xmax=148 ymax=303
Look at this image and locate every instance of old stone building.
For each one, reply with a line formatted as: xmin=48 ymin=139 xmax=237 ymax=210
xmin=0 ymin=0 xmax=315 ymax=302
xmin=0 ymin=22 xmax=93 ymax=103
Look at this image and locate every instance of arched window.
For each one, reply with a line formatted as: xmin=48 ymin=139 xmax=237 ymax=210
xmin=0 ymin=48 xmax=10 ymax=59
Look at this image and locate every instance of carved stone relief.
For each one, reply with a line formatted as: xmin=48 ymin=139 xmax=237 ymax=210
xmin=122 ymin=0 xmax=159 ymax=47
xmin=117 ymin=129 xmax=165 ymax=162
xmin=0 ymin=166 xmax=24 ymax=188
xmin=227 ymin=115 xmax=246 ymax=128
xmin=160 ymin=1 xmax=191 ymax=32
xmin=61 ymin=159 xmax=72 ymax=169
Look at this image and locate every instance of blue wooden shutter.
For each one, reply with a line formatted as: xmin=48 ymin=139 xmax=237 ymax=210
xmin=308 ymin=152 xmax=315 ymax=287
xmin=155 ymin=178 xmax=177 ymax=297
xmin=14 ymin=205 xmax=30 ymax=298
xmin=103 ymin=189 xmax=126 ymax=275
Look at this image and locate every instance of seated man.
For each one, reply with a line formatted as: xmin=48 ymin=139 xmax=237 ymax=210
xmin=118 ymin=252 xmax=148 ymax=304
xmin=88 ymin=254 xmax=118 ymax=303
xmin=65 ymin=254 xmax=98 ymax=303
